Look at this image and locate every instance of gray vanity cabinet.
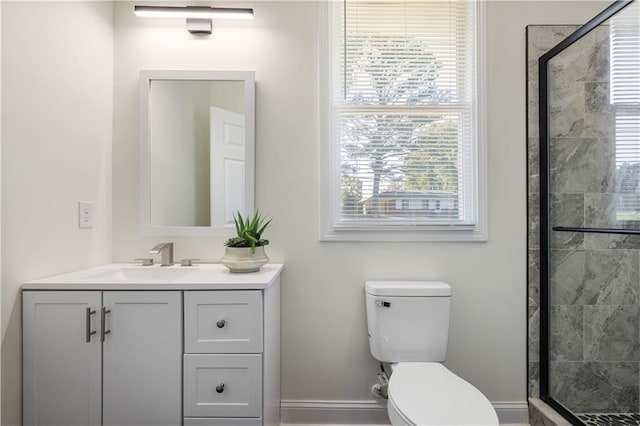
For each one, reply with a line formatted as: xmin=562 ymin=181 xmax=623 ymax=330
xmin=23 ymin=291 xmax=182 ymax=426
xmin=22 ymin=263 xmax=282 ymax=426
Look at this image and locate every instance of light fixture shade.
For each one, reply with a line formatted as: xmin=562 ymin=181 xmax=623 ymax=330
xmin=134 ymin=5 xmax=254 ymax=20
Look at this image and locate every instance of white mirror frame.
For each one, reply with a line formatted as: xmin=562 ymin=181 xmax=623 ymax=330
xmin=139 ymin=70 xmax=255 ymax=236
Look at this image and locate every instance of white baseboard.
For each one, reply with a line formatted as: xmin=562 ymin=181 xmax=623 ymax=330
xmin=492 ymin=401 xmax=530 ymax=425
xmin=281 ymin=400 xmax=388 ymax=425
xmin=281 ymin=399 xmax=529 ymax=425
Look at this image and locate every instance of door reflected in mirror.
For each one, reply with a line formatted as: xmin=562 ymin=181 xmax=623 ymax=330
xmin=140 ymin=70 xmax=255 ymax=236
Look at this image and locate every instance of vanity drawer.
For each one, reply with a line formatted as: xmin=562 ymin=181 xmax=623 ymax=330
xmin=184 ymin=354 xmax=262 ymax=418
xmin=185 ymin=291 xmax=263 ymax=353
xmin=183 ymin=418 xmax=262 ymax=426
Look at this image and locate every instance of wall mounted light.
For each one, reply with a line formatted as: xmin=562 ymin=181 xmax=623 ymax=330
xmin=134 ymin=5 xmax=254 ymax=35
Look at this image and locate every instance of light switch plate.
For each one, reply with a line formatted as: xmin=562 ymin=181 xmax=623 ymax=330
xmin=78 ymin=201 xmax=93 ymax=228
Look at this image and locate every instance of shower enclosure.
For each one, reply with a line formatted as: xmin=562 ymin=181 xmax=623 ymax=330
xmin=539 ymin=0 xmax=640 ymax=424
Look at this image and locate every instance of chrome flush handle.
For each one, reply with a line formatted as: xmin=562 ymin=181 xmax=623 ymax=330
xmin=375 ymin=300 xmax=391 ymax=308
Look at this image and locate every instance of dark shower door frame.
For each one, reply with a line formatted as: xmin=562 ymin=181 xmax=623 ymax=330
xmin=538 ymin=0 xmax=635 ymax=424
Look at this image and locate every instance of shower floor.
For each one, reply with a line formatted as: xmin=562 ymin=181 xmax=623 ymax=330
xmin=578 ymin=413 xmax=640 ymax=425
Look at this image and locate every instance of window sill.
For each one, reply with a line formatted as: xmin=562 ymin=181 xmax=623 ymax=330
xmin=319 ymin=227 xmax=488 ymax=242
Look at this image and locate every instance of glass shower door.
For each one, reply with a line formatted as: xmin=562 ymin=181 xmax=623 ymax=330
xmin=541 ymin=0 xmax=640 ymax=423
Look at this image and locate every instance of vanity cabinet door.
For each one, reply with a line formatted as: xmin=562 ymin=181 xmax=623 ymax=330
xmin=102 ymin=291 xmax=182 ymax=426
xmin=23 ymin=291 xmax=102 ymax=426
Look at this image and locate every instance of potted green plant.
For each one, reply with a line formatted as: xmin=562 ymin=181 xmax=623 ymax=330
xmin=221 ymin=211 xmax=272 ymax=273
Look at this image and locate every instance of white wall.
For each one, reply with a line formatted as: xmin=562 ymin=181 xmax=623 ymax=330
xmin=113 ymin=0 xmax=609 ymax=408
xmin=1 ymin=2 xmax=114 ymax=424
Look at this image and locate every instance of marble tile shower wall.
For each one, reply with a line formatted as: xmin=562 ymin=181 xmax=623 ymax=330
xmin=527 ymin=24 xmax=578 ymax=402
xmin=527 ymin=26 xmax=640 ymax=414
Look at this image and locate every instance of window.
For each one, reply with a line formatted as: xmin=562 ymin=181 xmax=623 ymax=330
xmin=320 ymin=0 xmax=486 ymax=241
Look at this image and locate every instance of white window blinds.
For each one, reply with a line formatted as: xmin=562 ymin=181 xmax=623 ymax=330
xmin=611 ymin=1 xmax=640 ymax=221
xmin=327 ymin=0 xmax=480 ymax=232
xmin=611 ymin=1 xmax=640 ymax=105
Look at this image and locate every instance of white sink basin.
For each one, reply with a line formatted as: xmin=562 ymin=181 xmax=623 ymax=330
xmin=83 ymin=266 xmax=198 ymax=282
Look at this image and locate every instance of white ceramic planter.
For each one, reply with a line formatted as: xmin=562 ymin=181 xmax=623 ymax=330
xmin=221 ymin=246 xmax=269 ymax=273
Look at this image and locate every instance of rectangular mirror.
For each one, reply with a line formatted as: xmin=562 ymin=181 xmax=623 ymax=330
xmin=140 ymin=70 xmax=255 ymax=236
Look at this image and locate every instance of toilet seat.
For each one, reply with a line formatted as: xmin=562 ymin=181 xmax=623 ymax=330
xmin=387 ymin=363 xmax=499 ymax=426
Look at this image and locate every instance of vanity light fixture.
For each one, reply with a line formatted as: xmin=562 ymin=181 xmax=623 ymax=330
xmin=134 ymin=5 xmax=254 ymax=35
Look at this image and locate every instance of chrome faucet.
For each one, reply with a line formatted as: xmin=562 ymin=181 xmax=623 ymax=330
xmin=149 ymin=242 xmax=174 ymax=266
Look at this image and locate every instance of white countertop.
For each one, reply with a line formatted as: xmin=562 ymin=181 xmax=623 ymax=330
xmin=23 ymin=263 xmax=284 ymax=290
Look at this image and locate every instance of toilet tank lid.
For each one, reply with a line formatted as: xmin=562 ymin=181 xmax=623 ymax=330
xmin=365 ymin=281 xmax=451 ymax=297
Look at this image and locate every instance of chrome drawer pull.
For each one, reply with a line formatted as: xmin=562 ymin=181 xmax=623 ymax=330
xmin=101 ymin=307 xmax=111 ymax=342
xmin=85 ymin=307 xmax=96 ymax=343
xmin=216 ymin=383 xmax=225 ymax=393
xmin=216 ymin=319 xmax=226 ymax=328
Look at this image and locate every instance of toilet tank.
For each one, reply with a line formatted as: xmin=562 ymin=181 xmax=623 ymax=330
xmin=365 ymin=281 xmax=451 ymax=363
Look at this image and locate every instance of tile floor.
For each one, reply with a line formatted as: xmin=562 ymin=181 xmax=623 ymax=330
xmin=578 ymin=413 xmax=640 ymax=425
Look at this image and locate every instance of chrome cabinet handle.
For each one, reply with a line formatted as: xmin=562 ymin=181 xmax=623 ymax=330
xmin=101 ymin=307 xmax=111 ymax=342
xmin=216 ymin=319 xmax=226 ymax=328
xmin=85 ymin=307 xmax=96 ymax=343
xmin=216 ymin=383 xmax=225 ymax=393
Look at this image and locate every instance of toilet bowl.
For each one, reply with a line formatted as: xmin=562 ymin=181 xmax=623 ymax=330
xmin=386 ymin=363 xmax=498 ymax=426
xmin=364 ymin=281 xmax=498 ymax=426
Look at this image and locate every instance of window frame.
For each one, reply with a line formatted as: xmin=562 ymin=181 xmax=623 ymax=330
xmin=318 ymin=0 xmax=488 ymax=242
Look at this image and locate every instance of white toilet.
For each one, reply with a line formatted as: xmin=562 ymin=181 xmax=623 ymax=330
xmin=365 ymin=281 xmax=499 ymax=426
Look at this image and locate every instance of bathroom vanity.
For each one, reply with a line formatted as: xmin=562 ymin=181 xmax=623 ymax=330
xmin=22 ymin=263 xmax=282 ymax=426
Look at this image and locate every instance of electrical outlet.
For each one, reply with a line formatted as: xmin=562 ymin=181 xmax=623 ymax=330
xmin=78 ymin=201 xmax=93 ymax=228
